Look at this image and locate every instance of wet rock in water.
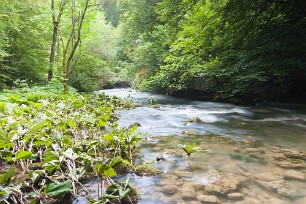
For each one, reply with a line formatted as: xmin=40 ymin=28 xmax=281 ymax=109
xmin=255 ymin=180 xmax=285 ymax=193
xmin=171 ymin=170 xmax=193 ymax=178
xmin=181 ymin=181 xmax=198 ymax=190
xmin=205 ymin=174 xmax=240 ymax=195
xmin=181 ymin=188 xmax=197 ymax=200
xmin=154 ymin=185 xmax=177 ymax=195
xmin=159 ymin=178 xmax=177 ymax=186
xmin=135 ymin=164 xmax=163 ymax=176
xmin=277 ymin=186 xmax=306 ymax=199
xmin=113 ymin=159 xmax=134 ymax=175
xmin=241 ymin=139 xmax=264 ymax=148
xmin=189 ymin=201 xmax=202 ymax=204
xmin=255 ymin=172 xmax=283 ymax=182
xmin=283 ymin=169 xmax=306 ymax=181
xmin=163 ymin=148 xmax=183 ymax=157
xmin=197 ymin=195 xmax=220 ymax=203
xmin=227 ymin=192 xmax=244 ymax=200
xmin=244 ymin=147 xmax=265 ymax=153
xmin=160 ymin=173 xmax=178 ymax=180
xmin=269 ymin=197 xmax=288 ymax=204
xmin=181 ymin=130 xmax=197 ymax=135
xmin=128 ymin=122 xmax=141 ymax=129
xmin=184 ymin=117 xmax=203 ymax=125
xmin=275 ymin=160 xmax=294 ymax=168
xmin=161 ymin=195 xmax=180 ymax=204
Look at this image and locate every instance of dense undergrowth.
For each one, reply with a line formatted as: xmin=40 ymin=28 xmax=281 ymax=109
xmin=0 ymin=83 xmax=144 ymax=203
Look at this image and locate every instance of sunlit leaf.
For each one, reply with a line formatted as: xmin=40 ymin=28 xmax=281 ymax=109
xmin=0 ymin=168 xmax=15 ymax=185
xmin=15 ymin=151 xmax=32 ymax=160
xmin=45 ymin=180 xmax=72 ymax=197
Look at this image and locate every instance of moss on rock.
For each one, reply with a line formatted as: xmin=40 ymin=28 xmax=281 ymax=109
xmin=135 ymin=164 xmax=163 ymax=176
xmin=113 ymin=160 xmax=135 ymax=175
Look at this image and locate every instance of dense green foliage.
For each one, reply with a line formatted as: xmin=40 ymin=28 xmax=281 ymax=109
xmin=0 ymin=0 xmax=122 ymax=92
xmin=0 ymin=0 xmax=50 ymax=88
xmin=1 ymin=0 xmax=305 ymax=102
xmin=0 ymin=85 xmax=141 ymax=203
xmin=118 ymin=0 xmax=306 ymax=103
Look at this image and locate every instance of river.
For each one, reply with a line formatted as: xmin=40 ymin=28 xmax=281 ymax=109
xmin=83 ymin=88 xmax=306 ymax=204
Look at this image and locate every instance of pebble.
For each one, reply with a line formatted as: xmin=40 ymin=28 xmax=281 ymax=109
xmin=227 ymin=192 xmax=244 ymax=200
xmin=181 ymin=188 xmax=197 ymax=200
xmin=197 ymin=195 xmax=220 ymax=203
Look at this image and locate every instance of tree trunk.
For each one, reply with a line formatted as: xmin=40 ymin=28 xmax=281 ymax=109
xmin=48 ymin=0 xmax=56 ymax=81
xmin=59 ymin=0 xmax=90 ymax=94
xmin=63 ymin=49 xmax=69 ymax=94
xmin=48 ymin=22 xmax=57 ymax=81
xmin=49 ymin=0 xmax=67 ymax=81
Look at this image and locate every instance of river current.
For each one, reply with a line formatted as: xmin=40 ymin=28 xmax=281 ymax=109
xmin=82 ymin=88 xmax=306 ymax=204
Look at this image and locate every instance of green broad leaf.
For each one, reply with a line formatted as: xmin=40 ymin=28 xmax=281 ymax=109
xmin=109 ymin=156 xmax=122 ymax=167
xmin=67 ymin=119 xmax=77 ymax=128
xmin=73 ymin=100 xmax=84 ymax=107
xmin=43 ymin=151 xmax=59 ymax=163
xmin=0 ymin=167 xmax=15 ymax=185
xmin=129 ymin=126 xmax=138 ymax=134
xmin=178 ymin=143 xmax=202 ymax=155
xmin=15 ymin=151 xmax=33 ymax=160
xmin=28 ymin=123 xmax=44 ymax=135
xmin=98 ymin=119 xmax=107 ymax=127
xmin=0 ymin=129 xmax=13 ymax=149
xmin=5 ymin=156 xmax=13 ymax=162
xmin=96 ymin=164 xmax=117 ymax=178
xmin=103 ymin=133 xmax=114 ymax=141
xmin=104 ymin=167 xmax=117 ymax=178
xmin=102 ymin=114 xmax=111 ymax=122
xmin=45 ymin=180 xmax=72 ymax=197
xmin=106 ymin=107 xmax=113 ymax=112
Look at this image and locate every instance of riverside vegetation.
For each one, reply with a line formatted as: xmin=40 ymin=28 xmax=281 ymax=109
xmin=0 ymin=81 xmax=156 ymax=203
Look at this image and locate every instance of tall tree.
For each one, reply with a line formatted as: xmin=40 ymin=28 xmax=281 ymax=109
xmin=58 ymin=0 xmax=91 ymax=93
xmin=48 ymin=0 xmax=68 ymax=81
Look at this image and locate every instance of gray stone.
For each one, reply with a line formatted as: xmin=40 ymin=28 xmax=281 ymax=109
xmin=181 ymin=188 xmax=197 ymax=200
xmin=243 ymin=197 xmax=261 ymax=204
xmin=227 ymin=192 xmax=244 ymax=200
xmin=160 ymin=195 xmax=178 ymax=203
xmin=283 ymin=170 xmax=305 ymax=181
xmin=181 ymin=130 xmax=197 ymax=135
xmin=189 ymin=201 xmax=202 ymax=204
xmin=269 ymin=197 xmax=287 ymax=204
xmin=197 ymin=195 xmax=220 ymax=203
xmin=255 ymin=172 xmax=283 ymax=181
xmin=206 ymin=174 xmax=240 ymax=195
xmin=276 ymin=160 xmax=294 ymax=168
xmin=255 ymin=180 xmax=285 ymax=193
xmin=155 ymin=185 xmax=177 ymax=195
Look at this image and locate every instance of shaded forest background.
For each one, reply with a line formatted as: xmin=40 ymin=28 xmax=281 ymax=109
xmin=1 ymin=0 xmax=305 ymax=104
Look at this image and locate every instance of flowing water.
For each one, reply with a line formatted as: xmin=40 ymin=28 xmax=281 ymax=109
xmin=81 ymin=88 xmax=306 ymax=204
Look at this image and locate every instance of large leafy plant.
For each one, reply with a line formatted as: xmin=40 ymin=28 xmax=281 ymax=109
xmin=0 ymin=86 xmax=140 ymax=203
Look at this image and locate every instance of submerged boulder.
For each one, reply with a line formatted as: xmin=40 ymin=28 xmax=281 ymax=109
xmin=205 ymin=174 xmax=241 ymax=195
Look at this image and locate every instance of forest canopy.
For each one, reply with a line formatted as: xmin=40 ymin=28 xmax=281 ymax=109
xmin=1 ymin=0 xmax=306 ymax=104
